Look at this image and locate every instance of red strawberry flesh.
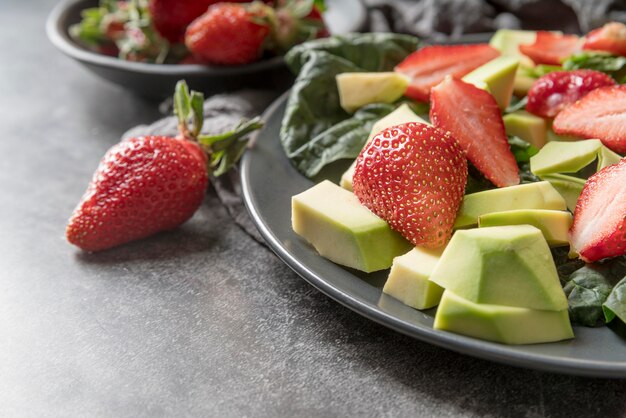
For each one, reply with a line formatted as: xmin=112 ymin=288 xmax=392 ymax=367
xmin=185 ymin=3 xmax=270 ymax=65
xmin=394 ymin=44 xmax=500 ymax=102
xmin=430 ymin=77 xmax=520 ymax=188
xmin=526 ymin=70 xmax=616 ymax=118
xmin=352 ymin=122 xmax=467 ymax=248
xmin=553 ymin=85 xmax=626 ymax=153
xmin=66 ymin=136 xmax=208 ymax=252
xmin=569 ymin=157 xmax=626 ymax=262
xmin=583 ymin=22 xmax=626 ymax=56
xmin=519 ymin=31 xmax=580 ymax=65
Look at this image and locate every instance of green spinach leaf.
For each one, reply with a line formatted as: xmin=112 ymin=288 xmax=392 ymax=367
xmin=281 ymin=33 xmax=419 ymax=177
xmin=604 ymin=277 xmax=626 ymax=324
xmin=564 ymin=257 xmax=626 ymax=326
xmin=562 ymin=51 xmax=626 ymax=82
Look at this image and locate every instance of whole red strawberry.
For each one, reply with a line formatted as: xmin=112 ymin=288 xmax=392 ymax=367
xmin=569 ymin=157 xmax=626 ymax=262
xmin=352 ymin=122 xmax=467 ymax=248
xmin=66 ymin=136 xmax=208 ymax=251
xmin=526 ymin=70 xmax=616 ymax=118
xmin=66 ymin=81 xmax=262 ymax=251
xmin=185 ymin=2 xmax=271 ymax=65
xmin=149 ymin=0 xmax=247 ymax=43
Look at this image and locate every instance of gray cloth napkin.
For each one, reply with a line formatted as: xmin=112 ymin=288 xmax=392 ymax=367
xmin=127 ymin=0 xmax=625 ymax=245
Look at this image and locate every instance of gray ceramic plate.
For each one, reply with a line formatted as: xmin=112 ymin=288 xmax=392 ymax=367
xmin=241 ymin=91 xmax=626 ymax=379
xmin=46 ymin=0 xmax=367 ymax=99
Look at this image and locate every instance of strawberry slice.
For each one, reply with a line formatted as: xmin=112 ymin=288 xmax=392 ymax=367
xmin=553 ymin=85 xmax=626 ymax=153
xmin=583 ymin=22 xmax=626 ymax=56
xmin=526 ymin=70 xmax=616 ymax=118
xmin=430 ymin=77 xmax=520 ymax=188
xmin=352 ymin=122 xmax=467 ymax=248
xmin=394 ymin=44 xmax=499 ymax=102
xmin=519 ymin=32 xmax=580 ymax=65
xmin=569 ymin=157 xmax=626 ymax=262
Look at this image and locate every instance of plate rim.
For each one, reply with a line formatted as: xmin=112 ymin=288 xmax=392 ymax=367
xmin=240 ymin=89 xmax=626 ymax=381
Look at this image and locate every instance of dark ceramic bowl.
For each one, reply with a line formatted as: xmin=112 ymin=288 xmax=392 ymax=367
xmin=46 ymin=0 xmax=367 ymax=99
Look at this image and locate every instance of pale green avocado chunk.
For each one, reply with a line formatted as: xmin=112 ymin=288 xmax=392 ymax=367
xmin=454 ymin=181 xmax=567 ymax=229
xmin=530 ymin=139 xmax=617 ymax=176
xmin=463 ymin=56 xmax=519 ymax=110
xmin=340 ymin=104 xmax=428 ymax=191
xmin=292 ymin=180 xmax=411 ymax=272
xmin=336 ymin=72 xmax=410 ymax=113
xmin=430 ymin=225 xmax=568 ymax=311
xmin=489 ymin=29 xmax=538 ymax=96
xmin=503 ymin=111 xmax=547 ymax=149
xmin=489 ymin=29 xmax=537 ymax=66
xmin=434 ymin=290 xmax=574 ymax=344
xmin=541 ymin=174 xmax=586 ymax=212
xmin=383 ymin=247 xmax=445 ymax=310
xmin=478 ymin=209 xmax=572 ymax=246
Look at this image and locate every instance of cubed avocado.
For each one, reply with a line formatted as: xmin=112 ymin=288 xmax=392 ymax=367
xmin=429 ymin=225 xmax=568 ymax=311
xmin=340 ymin=104 xmax=428 ymax=191
xmin=489 ymin=29 xmax=537 ymax=67
xmin=383 ymin=247 xmax=445 ymax=310
xmin=454 ymin=181 xmax=567 ymax=228
xmin=292 ymin=180 xmax=412 ymax=272
xmin=434 ymin=290 xmax=574 ymax=344
xmin=336 ymin=72 xmax=410 ymax=113
xmin=478 ymin=209 xmax=572 ymax=246
xmin=541 ymin=174 xmax=586 ymax=212
xmin=530 ymin=139 xmax=622 ymax=176
xmin=503 ymin=111 xmax=547 ymax=149
xmin=530 ymin=139 xmax=602 ymax=175
xmin=513 ymin=72 xmax=536 ymax=96
xmin=463 ymin=56 xmax=519 ymax=110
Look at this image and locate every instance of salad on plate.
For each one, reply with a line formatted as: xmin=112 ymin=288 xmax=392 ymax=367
xmin=281 ymin=25 xmax=626 ymax=345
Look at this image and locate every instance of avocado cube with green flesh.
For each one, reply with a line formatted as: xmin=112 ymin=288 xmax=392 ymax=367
xmin=292 ymin=180 xmax=411 ymax=272
xmin=336 ymin=72 xmax=410 ymax=113
xmin=454 ymin=181 xmax=567 ymax=229
xmin=340 ymin=104 xmax=428 ymax=191
xmin=531 ymin=139 xmax=601 ymax=175
xmin=430 ymin=225 xmax=568 ymax=311
xmin=489 ymin=29 xmax=537 ymax=67
xmin=463 ymin=56 xmax=519 ymax=110
xmin=383 ymin=247 xmax=445 ymax=310
xmin=478 ymin=209 xmax=572 ymax=246
xmin=434 ymin=290 xmax=574 ymax=344
xmin=503 ymin=111 xmax=547 ymax=149
xmin=541 ymin=174 xmax=586 ymax=212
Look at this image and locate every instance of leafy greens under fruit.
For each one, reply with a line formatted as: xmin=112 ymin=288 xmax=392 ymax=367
xmin=563 ymin=52 xmax=626 ymax=83
xmin=563 ymin=256 xmax=626 ymax=326
xmin=604 ymin=278 xmax=626 ymax=324
xmin=281 ymin=33 xmax=419 ymax=178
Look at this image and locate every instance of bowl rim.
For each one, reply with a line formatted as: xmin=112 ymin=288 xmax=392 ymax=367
xmin=45 ymin=0 xmax=286 ymax=76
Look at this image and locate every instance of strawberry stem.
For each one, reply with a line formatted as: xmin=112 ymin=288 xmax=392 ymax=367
xmin=172 ymin=80 xmax=264 ymax=176
xmin=199 ymin=117 xmax=264 ymax=176
xmin=174 ymin=80 xmax=204 ymax=140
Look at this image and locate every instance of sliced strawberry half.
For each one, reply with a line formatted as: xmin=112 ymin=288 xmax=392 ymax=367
xmin=553 ymin=85 xmax=626 ymax=153
xmin=526 ymin=70 xmax=616 ymax=118
xmin=394 ymin=44 xmax=499 ymax=102
xmin=519 ymin=31 xmax=580 ymax=65
xmin=352 ymin=122 xmax=467 ymax=248
xmin=569 ymin=157 xmax=626 ymax=262
xmin=583 ymin=22 xmax=626 ymax=56
xmin=430 ymin=77 xmax=520 ymax=188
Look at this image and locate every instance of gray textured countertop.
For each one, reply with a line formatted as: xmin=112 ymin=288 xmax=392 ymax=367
xmin=1 ymin=1 xmax=625 ymax=416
